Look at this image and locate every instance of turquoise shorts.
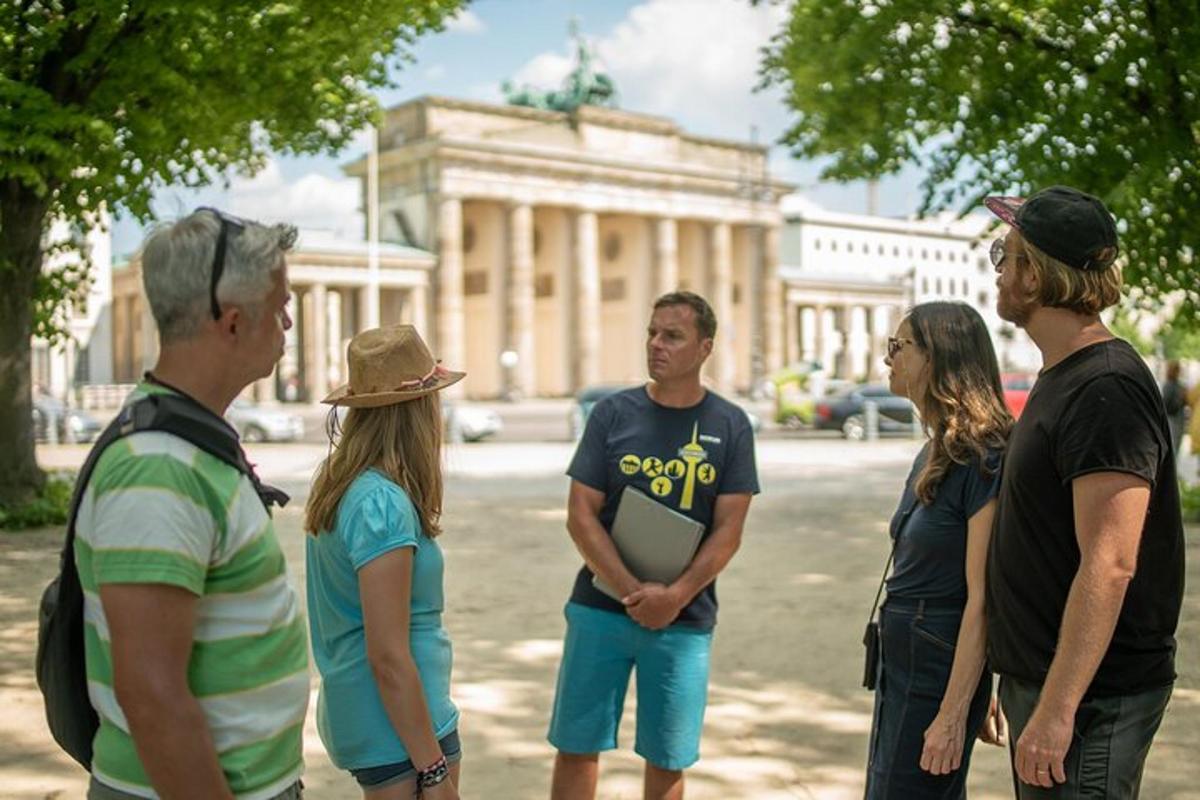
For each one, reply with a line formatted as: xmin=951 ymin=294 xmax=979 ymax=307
xmin=547 ymin=601 xmax=713 ymax=770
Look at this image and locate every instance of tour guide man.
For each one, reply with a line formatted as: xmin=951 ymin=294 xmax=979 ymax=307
xmin=547 ymin=291 xmax=759 ymax=800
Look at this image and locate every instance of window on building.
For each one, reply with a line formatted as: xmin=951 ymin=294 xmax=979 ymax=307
xmin=935 ymin=250 xmax=942 ymax=261
xmin=978 ymin=257 xmax=989 ymax=273
xmin=922 ymin=277 xmax=930 ymax=294
xmin=893 ymin=246 xmax=900 ymax=257
xmin=978 ymin=290 xmax=989 ymax=306
xmin=464 ymin=271 xmax=488 ymax=295
xmin=814 ymin=238 xmax=821 ymax=250
xmin=936 ymin=277 xmax=943 ymax=294
xmin=832 ymin=240 xmax=838 ymax=252
xmin=922 ymin=249 xmax=929 ymax=259
xmin=601 ymin=278 xmax=626 ymax=302
xmin=535 ymin=274 xmax=554 ymax=298
xmin=962 ymin=278 xmax=970 ymax=295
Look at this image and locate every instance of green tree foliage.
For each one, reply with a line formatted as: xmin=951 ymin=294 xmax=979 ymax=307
xmin=0 ymin=0 xmax=463 ymax=505
xmin=760 ymin=1 xmax=1199 ymax=316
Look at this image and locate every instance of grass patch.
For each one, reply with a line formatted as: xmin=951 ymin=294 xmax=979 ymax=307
xmin=0 ymin=472 xmax=76 ymax=530
xmin=1181 ymin=480 xmax=1200 ymax=524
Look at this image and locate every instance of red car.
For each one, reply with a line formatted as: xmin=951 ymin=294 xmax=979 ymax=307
xmin=1002 ymin=373 xmax=1035 ymax=419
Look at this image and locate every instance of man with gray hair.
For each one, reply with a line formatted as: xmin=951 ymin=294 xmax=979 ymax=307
xmin=75 ymin=208 xmax=309 ymax=798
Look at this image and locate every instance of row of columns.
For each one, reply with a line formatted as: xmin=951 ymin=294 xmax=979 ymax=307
xmin=436 ymin=196 xmax=782 ymax=398
xmin=788 ymin=303 xmax=901 ymax=382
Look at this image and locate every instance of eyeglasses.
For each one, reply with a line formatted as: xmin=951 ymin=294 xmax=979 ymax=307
xmin=989 ymin=237 xmax=1026 ymax=270
xmin=196 ymin=207 xmax=247 ymax=320
xmin=887 ymin=336 xmax=915 ymax=359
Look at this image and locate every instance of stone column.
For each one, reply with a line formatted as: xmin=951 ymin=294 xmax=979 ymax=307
xmin=813 ymin=304 xmax=827 ymax=368
xmin=839 ymin=303 xmax=855 ymax=380
xmin=409 ymin=283 xmax=429 ymax=338
xmin=746 ymin=226 xmax=764 ymax=387
xmin=436 ymin=197 xmax=465 ymax=397
xmin=707 ymin=222 xmax=734 ymax=392
xmin=506 ymin=203 xmax=536 ymax=398
xmin=305 ymin=284 xmax=329 ymax=400
xmin=784 ymin=302 xmax=798 ymax=367
xmin=762 ymin=226 xmax=784 ymax=374
xmin=654 ymin=217 xmax=679 ymax=296
xmin=574 ymin=210 xmax=601 ymax=389
xmin=864 ymin=305 xmax=879 ymax=381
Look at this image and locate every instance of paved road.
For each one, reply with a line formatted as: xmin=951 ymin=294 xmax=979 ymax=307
xmin=7 ymin=439 xmax=1199 ymax=799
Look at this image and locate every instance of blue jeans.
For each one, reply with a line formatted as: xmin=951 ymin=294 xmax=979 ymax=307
xmin=865 ymin=598 xmax=991 ymax=799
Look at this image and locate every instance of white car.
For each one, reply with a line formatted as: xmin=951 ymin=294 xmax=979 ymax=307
xmin=445 ymin=401 xmax=503 ymax=443
xmin=227 ymin=400 xmax=305 ymax=442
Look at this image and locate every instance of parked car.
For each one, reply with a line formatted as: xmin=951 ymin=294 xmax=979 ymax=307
xmin=444 ymin=400 xmax=503 ymax=443
xmin=226 ymin=399 xmax=305 ymax=442
xmin=1002 ymin=373 xmax=1036 ymax=419
xmin=32 ymin=394 xmax=102 ymax=443
xmin=813 ymin=384 xmax=915 ymax=440
xmin=569 ymin=385 xmax=761 ymax=440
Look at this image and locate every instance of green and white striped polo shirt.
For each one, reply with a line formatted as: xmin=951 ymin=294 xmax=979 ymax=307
xmin=75 ymin=383 xmax=309 ymax=799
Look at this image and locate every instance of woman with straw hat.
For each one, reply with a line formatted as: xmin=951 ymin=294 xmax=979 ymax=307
xmin=304 ymin=324 xmax=464 ymax=799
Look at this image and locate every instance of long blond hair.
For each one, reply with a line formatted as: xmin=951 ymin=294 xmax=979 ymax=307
xmin=304 ymin=394 xmax=444 ymax=537
xmin=907 ymin=302 xmax=1013 ymax=505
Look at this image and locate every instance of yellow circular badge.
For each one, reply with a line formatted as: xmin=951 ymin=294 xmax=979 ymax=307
xmin=642 ymin=456 xmax=664 ymax=477
xmin=665 ymin=459 xmax=686 ymax=479
xmin=620 ymin=454 xmax=641 ymax=475
xmin=650 ymin=476 xmax=673 ymax=497
xmin=697 ymin=462 xmax=717 ymax=485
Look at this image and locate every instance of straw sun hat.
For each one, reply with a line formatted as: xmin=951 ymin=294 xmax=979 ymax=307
xmin=321 ymin=324 xmax=465 ymax=407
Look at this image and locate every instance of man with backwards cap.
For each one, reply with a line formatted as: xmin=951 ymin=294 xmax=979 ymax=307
xmin=983 ymin=187 xmax=1184 ymax=798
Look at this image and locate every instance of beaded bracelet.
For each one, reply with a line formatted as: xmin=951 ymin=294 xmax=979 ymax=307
xmin=417 ymin=755 xmax=449 ymax=790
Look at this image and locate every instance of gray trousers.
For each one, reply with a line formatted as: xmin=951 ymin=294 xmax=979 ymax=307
xmin=999 ymin=676 xmax=1171 ymax=799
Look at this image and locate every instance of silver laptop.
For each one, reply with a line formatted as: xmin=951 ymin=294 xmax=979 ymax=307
xmin=593 ymin=486 xmax=705 ymax=601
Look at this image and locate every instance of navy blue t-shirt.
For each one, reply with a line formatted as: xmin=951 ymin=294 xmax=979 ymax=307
xmin=566 ymin=386 xmax=760 ymax=629
xmin=886 ymin=443 xmax=1002 ymax=602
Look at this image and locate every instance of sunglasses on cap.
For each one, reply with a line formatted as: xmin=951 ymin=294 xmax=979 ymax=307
xmin=195 ymin=207 xmax=248 ymax=320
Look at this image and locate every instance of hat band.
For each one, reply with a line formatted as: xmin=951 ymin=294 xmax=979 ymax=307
xmin=348 ymin=361 xmax=449 ymax=396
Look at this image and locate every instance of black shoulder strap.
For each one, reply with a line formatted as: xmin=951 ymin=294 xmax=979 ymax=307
xmin=866 ymin=495 xmax=920 ymax=626
xmin=59 ymin=393 xmax=290 ymax=568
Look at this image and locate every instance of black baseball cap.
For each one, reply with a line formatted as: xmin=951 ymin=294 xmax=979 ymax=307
xmin=985 ymin=186 xmax=1119 ymax=271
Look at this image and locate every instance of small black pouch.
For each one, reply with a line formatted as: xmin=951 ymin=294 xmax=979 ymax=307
xmin=862 ymin=620 xmax=880 ymax=690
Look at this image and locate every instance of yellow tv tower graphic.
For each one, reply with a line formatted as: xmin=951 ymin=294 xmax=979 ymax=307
xmin=677 ymin=422 xmax=708 ymax=511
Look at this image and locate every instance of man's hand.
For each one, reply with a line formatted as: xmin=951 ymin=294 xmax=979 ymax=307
xmin=623 ymin=583 xmax=683 ymax=630
xmin=977 ymin=695 xmax=1008 ymax=747
xmin=1015 ymin=704 xmax=1073 ymax=787
xmin=920 ymin=710 xmax=966 ymax=775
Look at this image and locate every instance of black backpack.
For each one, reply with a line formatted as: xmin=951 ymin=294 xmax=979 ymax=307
xmin=35 ymin=392 xmax=288 ymax=769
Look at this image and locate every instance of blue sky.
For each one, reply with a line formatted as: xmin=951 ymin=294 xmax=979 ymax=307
xmin=112 ymin=0 xmax=925 ymax=256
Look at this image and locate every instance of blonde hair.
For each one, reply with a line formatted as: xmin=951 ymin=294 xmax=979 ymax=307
xmin=907 ymin=303 xmax=1013 ymax=505
xmin=1018 ymin=238 xmax=1123 ymax=315
xmin=304 ymin=394 xmax=444 ymax=537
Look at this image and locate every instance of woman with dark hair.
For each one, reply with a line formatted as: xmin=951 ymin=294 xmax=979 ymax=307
xmin=865 ymin=302 xmax=1013 ymax=799
xmin=305 ymin=324 xmax=464 ymax=800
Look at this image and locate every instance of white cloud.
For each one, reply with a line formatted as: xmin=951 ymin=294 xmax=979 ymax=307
xmin=445 ymin=8 xmax=485 ymax=34
xmin=507 ymin=0 xmax=790 ymax=143
xmin=149 ymin=160 xmax=364 ymax=242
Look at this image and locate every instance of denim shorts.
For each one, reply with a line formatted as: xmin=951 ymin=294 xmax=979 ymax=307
xmin=350 ymin=730 xmax=462 ymax=789
xmin=547 ymin=601 xmax=713 ymax=771
xmin=865 ymin=597 xmax=991 ymax=800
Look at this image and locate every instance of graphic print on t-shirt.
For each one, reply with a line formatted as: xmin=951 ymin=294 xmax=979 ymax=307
xmin=619 ymin=422 xmax=717 ymax=511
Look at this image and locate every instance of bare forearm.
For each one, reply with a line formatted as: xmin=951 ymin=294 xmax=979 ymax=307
xmin=940 ymin=601 xmax=988 ymax=717
xmin=1038 ymin=562 xmax=1131 ymax=718
xmin=123 ymin=692 xmax=233 ymax=799
xmin=670 ymin=524 xmax=740 ymax=602
xmin=373 ymin=659 xmax=444 ymax=768
xmin=568 ymin=517 xmax=640 ymax=597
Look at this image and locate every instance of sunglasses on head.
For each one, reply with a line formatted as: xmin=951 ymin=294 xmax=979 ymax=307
xmin=195 ymin=207 xmax=248 ymax=320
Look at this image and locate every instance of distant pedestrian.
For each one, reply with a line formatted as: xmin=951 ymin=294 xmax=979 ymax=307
xmin=1161 ymin=360 xmax=1188 ymax=458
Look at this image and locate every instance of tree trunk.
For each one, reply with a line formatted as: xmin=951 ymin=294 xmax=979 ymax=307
xmin=0 ymin=180 xmax=52 ymax=507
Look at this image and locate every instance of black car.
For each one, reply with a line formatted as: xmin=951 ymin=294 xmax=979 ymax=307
xmin=813 ymin=384 xmax=915 ymax=440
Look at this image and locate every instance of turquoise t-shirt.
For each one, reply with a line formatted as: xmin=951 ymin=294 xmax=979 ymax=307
xmin=305 ymin=468 xmax=458 ymax=769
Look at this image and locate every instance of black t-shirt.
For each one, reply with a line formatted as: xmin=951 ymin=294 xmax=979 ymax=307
xmin=566 ymin=386 xmax=760 ymax=629
xmin=887 ymin=444 xmax=1002 ymax=602
xmin=987 ymin=339 xmax=1185 ymax=696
